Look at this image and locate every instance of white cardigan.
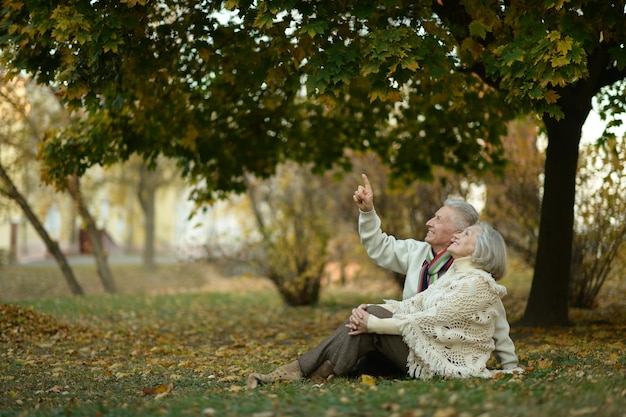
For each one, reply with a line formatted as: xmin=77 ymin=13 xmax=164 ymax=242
xmin=359 ymin=209 xmax=519 ymax=372
xmin=368 ymin=258 xmax=516 ymax=379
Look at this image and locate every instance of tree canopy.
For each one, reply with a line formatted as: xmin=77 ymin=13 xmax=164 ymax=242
xmin=2 ymin=0 xmax=626 ymax=326
xmin=0 ymin=1 xmax=509 ymax=196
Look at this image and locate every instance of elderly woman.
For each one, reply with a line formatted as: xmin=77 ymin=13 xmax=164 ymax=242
xmin=247 ymin=222 xmax=521 ymax=387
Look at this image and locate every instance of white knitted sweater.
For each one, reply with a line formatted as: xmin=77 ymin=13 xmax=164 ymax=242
xmin=377 ymin=258 xmax=510 ymax=379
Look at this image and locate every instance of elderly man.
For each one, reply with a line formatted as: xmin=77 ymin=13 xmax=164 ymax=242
xmin=352 ymin=173 xmax=518 ymax=374
xmin=353 ymin=173 xmax=479 ymax=297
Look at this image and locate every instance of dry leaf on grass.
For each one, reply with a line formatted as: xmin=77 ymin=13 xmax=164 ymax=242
xmin=361 ymin=374 xmax=377 ymax=387
xmin=141 ymin=382 xmax=174 ymax=397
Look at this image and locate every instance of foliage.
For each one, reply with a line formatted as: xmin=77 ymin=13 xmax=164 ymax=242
xmin=570 ymin=135 xmax=626 ymax=308
xmin=232 ymin=162 xmax=335 ymax=306
xmin=0 ymin=72 xmax=186 ymax=274
xmin=0 ymin=75 xmax=64 ymax=206
xmin=0 ymin=0 xmax=509 ymax=199
xmin=1 ymin=75 xmax=118 ymax=293
xmin=1 ymin=266 xmax=625 ymax=417
xmin=204 ymin=154 xmax=473 ymax=303
xmin=0 ymin=74 xmax=85 ymax=293
xmin=480 ymin=118 xmax=626 ymax=310
xmin=482 ymin=118 xmax=544 ymax=266
xmin=0 ymin=0 xmax=363 ymax=202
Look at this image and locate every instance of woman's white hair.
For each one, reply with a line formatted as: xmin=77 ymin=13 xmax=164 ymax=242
xmin=471 ymin=222 xmax=508 ymax=280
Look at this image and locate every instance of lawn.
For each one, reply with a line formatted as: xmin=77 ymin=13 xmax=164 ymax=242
xmin=1 ymin=260 xmax=625 ymax=417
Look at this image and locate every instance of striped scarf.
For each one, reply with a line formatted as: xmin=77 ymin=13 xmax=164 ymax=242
xmin=418 ymin=249 xmax=454 ymax=293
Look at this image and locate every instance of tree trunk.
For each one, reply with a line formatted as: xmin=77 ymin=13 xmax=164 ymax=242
xmin=138 ymin=165 xmax=157 ymax=270
xmin=0 ymin=164 xmax=84 ymax=295
xmin=518 ymin=44 xmax=611 ymax=327
xmin=67 ymin=176 xmax=117 ymax=293
xmin=519 ymin=114 xmax=586 ymax=326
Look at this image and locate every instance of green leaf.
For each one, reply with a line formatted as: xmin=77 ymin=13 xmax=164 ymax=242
xmin=551 ymin=55 xmax=570 ymax=68
xmin=469 ymin=21 xmax=487 ymax=40
xmin=501 ymin=48 xmax=525 ymax=66
xmin=401 ymin=57 xmax=420 ymax=72
xmin=361 ymin=62 xmax=380 ymax=76
xmin=253 ymin=13 xmax=274 ymax=29
xmin=75 ymin=31 xmax=91 ymax=45
xmin=556 ymin=38 xmax=573 ymax=55
xmin=299 ymin=22 xmax=326 ymax=38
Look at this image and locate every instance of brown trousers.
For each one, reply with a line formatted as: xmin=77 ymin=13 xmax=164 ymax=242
xmin=297 ymin=305 xmax=410 ymax=377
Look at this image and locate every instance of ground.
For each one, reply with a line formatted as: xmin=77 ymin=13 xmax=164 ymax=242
xmin=1 ymin=259 xmax=625 ymax=417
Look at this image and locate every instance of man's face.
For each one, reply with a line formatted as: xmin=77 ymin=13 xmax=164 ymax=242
xmin=424 ymin=206 xmax=459 ymax=253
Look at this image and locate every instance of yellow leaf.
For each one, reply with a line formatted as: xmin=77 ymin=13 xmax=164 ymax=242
xmin=46 ymin=385 xmax=63 ymax=393
xmin=433 ymin=407 xmax=458 ymax=417
xmin=401 ymin=57 xmax=420 ymax=72
xmin=177 ymin=360 xmax=193 ymax=368
xmin=362 ymin=62 xmax=380 ymax=76
xmin=224 ymin=1 xmax=238 ymax=10
xmin=361 ymin=374 xmax=377 ymax=386
xmin=141 ymin=382 xmax=173 ymax=397
xmin=8 ymin=2 xmax=24 ymax=11
xmin=545 ymin=90 xmax=559 ymax=104
xmin=556 ymin=38 xmax=573 ymax=55
xmin=180 ymin=125 xmax=198 ymax=151
xmin=532 ymin=357 xmax=553 ymax=370
xmin=386 ymin=91 xmax=404 ymax=102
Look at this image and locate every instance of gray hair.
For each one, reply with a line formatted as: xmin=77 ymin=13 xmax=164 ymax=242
xmin=471 ymin=222 xmax=508 ymax=280
xmin=443 ymin=197 xmax=479 ymax=232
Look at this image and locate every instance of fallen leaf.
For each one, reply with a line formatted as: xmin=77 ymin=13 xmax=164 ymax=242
xmin=361 ymin=374 xmax=377 ymax=387
xmin=432 ymin=406 xmax=458 ymax=417
xmin=251 ymin=412 xmax=274 ymax=417
xmin=381 ymin=402 xmax=400 ymax=412
xmin=534 ymin=357 xmax=553 ymax=370
xmin=141 ymin=383 xmax=173 ymax=397
xmin=570 ymin=407 xmax=598 ymax=416
xmin=154 ymin=392 xmax=169 ymax=400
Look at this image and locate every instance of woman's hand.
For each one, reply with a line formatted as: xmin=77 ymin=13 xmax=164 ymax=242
xmin=346 ymin=304 xmax=370 ymax=335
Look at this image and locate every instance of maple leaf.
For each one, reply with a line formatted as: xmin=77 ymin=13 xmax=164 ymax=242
xmin=361 ymin=374 xmax=377 ymax=387
xmin=141 ymin=382 xmax=174 ymax=397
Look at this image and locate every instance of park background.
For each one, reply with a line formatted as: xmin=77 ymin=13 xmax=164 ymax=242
xmin=2 ymin=78 xmax=625 ymax=417
xmin=2 ymin=1 xmax=626 ymax=416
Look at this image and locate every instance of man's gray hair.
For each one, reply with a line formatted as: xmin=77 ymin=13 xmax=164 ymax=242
xmin=443 ymin=197 xmax=479 ymax=231
xmin=472 ymin=222 xmax=508 ymax=280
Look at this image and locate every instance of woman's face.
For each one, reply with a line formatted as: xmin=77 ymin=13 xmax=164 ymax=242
xmin=448 ymin=225 xmax=481 ymax=258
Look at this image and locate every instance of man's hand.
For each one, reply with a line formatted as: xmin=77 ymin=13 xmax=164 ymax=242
xmin=346 ymin=304 xmax=370 ymax=335
xmin=353 ymin=173 xmax=374 ymax=212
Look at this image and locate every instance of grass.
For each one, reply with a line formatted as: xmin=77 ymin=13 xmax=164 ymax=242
xmin=1 ymin=260 xmax=625 ymax=417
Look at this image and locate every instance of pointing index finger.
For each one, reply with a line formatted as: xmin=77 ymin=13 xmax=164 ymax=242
xmin=361 ymin=173 xmax=372 ymax=192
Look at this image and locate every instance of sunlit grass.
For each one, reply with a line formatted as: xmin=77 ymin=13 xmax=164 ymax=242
xmin=1 ymin=260 xmax=625 ymax=417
